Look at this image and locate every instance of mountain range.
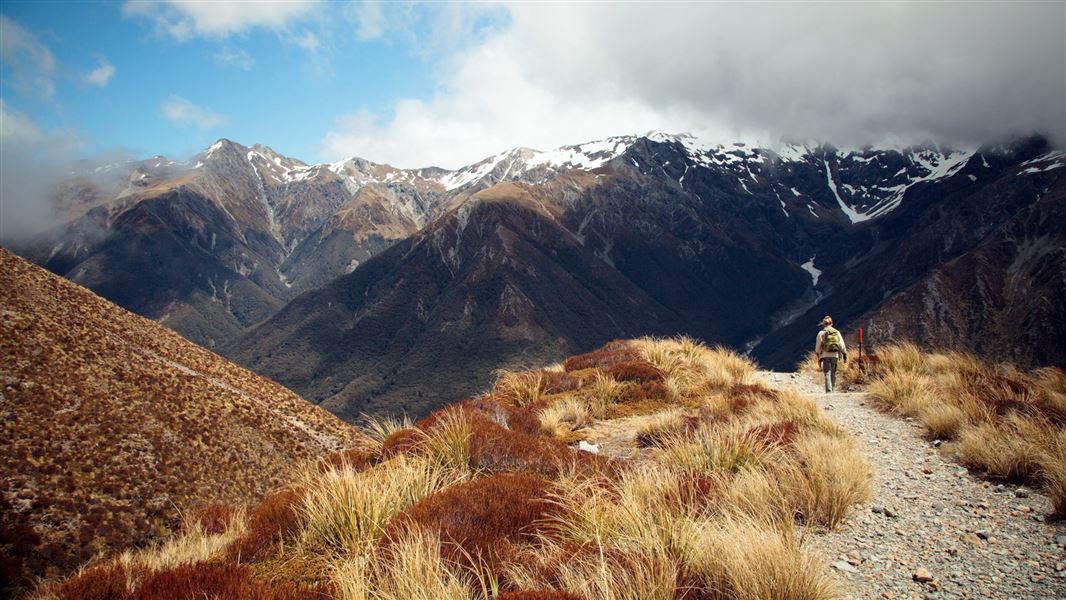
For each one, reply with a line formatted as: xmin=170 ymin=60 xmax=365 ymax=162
xmin=10 ymin=132 xmax=1065 ymax=420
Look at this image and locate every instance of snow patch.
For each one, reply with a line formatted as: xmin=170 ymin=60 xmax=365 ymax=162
xmin=824 ymin=159 xmax=871 ymax=224
xmin=801 ymin=257 xmax=822 ymax=287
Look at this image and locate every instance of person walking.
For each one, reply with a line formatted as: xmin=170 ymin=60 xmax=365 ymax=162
xmin=815 ymin=315 xmax=847 ymax=393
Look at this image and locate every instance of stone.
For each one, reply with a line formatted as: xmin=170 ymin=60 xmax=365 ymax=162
xmin=976 ymin=531 xmax=991 ymax=540
xmin=1014 ymin=487 xmax=1030 ymax=498
xmin=872 ymin=506 xmax=885 ymax=514
xmin=932 ymin=439 xmax=943 ymax=448
xmin=884 ymin=507 xmax=898 ymax=518
xmin=913 ymin=568 xmax=934 ymax=583
xmin=994 ymin=484 xmax=1005 ymax=493
xmin=832 ymin=560 xmax=859 ymax=574
xmin=1056 ymin=535 xmax=1066 ymax=547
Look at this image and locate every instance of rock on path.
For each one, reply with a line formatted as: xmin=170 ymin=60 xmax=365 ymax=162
xmin=759 ymin=371 xmax=1066 ymax=600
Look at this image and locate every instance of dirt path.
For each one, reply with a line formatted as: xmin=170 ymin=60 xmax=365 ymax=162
xmin=760 ymin=371 xmax=1066 ymax=599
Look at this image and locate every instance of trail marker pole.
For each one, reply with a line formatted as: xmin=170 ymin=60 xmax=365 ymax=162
xmin=858 ymin=327 xmax=864 ymax=371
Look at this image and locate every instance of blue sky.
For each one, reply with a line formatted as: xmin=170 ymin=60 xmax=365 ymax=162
xmin=1 ymin=2 xmax=1063 ymax=170
xmin=1 ymin=1 xmax=506 ymax=164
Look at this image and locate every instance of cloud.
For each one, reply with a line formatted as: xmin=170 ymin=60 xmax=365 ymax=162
xmin=349 ymin=0 xmax=385 ymax=41
xmin=320 ymin=2 xmax=1066 ymax=169
xmin=0 ymin=99 xmax=44 ymax=144
xmin=123 ymin=0 xmax=316 ymax=40
xmin=291 ymin=30 xmax=320 ymax=52
xmin=212 ymin=47 xmax=255 ymax=70
xmin=82 ymin=57 xmax=116 ymax=87
xmin=160 ymin=95 xmax=227 ymax=129
xmin=0 ymin=101 xmax=95 ymax=241
xmin=0 ymin=15 xmax=56 ymax=99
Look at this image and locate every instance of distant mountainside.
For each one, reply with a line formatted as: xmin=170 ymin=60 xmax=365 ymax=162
xmin=11 ymin=132 xmax=1065 ymax=420
xmin=860 ymin=175 xmax=1066 ymax=368
xmin=0 ymin=249 xmax=363 ymax=595
xmin=226 ymin=135 xmax=1064 ymax=420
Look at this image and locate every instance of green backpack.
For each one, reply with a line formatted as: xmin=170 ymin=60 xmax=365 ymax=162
xmin=823 ymin=327 xmax=843 ymax=353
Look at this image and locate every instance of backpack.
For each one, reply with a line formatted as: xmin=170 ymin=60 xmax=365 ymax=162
xmin=823 ymin=327 xmax=843 ymax=353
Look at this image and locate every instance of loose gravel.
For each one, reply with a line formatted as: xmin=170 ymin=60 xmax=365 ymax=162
xmin=760 ymin=371 xmax=1066 ymax=600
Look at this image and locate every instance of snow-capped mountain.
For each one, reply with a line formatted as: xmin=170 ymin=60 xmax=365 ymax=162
xmin=11 ymin=132 xmax=1064 ymax=418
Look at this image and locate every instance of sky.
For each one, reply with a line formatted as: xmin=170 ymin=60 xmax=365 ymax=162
xmin=1 ymin=1 xmax=1064 ymax=172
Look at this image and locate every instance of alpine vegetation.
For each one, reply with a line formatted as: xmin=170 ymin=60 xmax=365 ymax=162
xmin=861 ymin=344 xmax=1066 ymax=516
xmin=30 ymin=338 xmax=871 ymax=599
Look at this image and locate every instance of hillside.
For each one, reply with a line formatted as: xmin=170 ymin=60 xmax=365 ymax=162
xmin=31 ymin=337 xmax=875 ymax=599
xmin=861 ymin=175 xmax=1066 ymax=367
xmin=0 ymin=248 xmax=365 ymax=596
xmin=224 ymin=177 xmax=694 ymax=420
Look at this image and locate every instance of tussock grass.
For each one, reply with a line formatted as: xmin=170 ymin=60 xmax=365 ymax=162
xmin=300 ymin=455 xmax=464 ymax=553
xmin=792 ymin=433 xmax=872 ymax=529
xmin=654 ymin=422 xmax=784 ymax=477
xmin=861 ymin=343 xmax=1066 ymax=517
xmin=34 ymin=337 xmax=865 ymax=599
xmin=333 ymin=529 xmax=476 ymax=600
xmin=686 ymin=515 xmax=840 ymax=600
xmin=537 ymin=397 xmax=593 ymax=437
xmin=493 ymin=371 xmax=546 ymax=408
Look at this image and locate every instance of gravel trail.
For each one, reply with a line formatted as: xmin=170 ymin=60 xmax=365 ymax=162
xmin=759 ymin=371 xmax=1066 ymax=599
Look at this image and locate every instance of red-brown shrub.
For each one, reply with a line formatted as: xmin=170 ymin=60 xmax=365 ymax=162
xmin=317 ymin=448 xmax=378 ymax=473
xmin=635 ymin=415 xmax=700 ymax=448
xmin=538 ymin=370 xmax=595 ymax=394
xmin=604 ymin=360 xmax=664 ymax=383
xmin=725 ymin=383 xmax=779 ymax=414
xmin=380 ymin=474 xmax=558 ymax=571
xmin=746 ymin=421 xmax=800 ymax=449
xmin=225 ymin=488 xmax=304 ymax=563
xmin=381 ymin=428 xmax=425 ymax=457
xmin=563 ymin=341 xmax=641 ymax=372
xmin=129 ymin=562 xmax=313 ymax=600
xmin=458 ymin=396 xmax=543 ymax=436
xmin=416 ymin=405 xmax=615 ymax=478
xmin=664 ymin=473 xmax=721 ymax=511
xmin=48 ymin=563 xmax=136 ymax=600
xmin=186 ymin=504 xmax=240 ymax=535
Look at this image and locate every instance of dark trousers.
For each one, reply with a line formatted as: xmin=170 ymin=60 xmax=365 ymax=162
xmin=821 ymin=357 xmax=838 ymax=392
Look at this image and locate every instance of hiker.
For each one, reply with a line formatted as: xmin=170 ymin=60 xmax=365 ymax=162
xmin=815 ymin=315 xmax=847 ymax=393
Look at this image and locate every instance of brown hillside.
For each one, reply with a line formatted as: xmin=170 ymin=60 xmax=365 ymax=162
xmin=0 ymin=248 xmax=365 ymax=595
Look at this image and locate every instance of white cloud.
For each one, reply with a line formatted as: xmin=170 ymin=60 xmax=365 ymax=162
xmin=82 ymin=57 xmax=116 ymax=87
xmin=123 ymin=0 xmax=316 ymax=40
xmin=160 ymin=95 xmax=227 ymax=129
xmin=321 ymin=2 xmax=1066 ymax=169
xmin=213 ymin=47 xmax=255 ymax=70
xmin=0 ymin=100 xmax=43 ymax=144
xmin=0 ymin=15 xmax=56 ymax=99
xmin=0 ymin=101 xmax=92 ymax=241
xmin=349 ymin=0 xmax=384 ymax=41
xmin=291 ymin=30 xmax=320 ymax=52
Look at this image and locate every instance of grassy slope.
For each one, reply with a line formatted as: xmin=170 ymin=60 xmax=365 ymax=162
xmin=0 ymin=248 xmax=365 ymax=596
xmin=35 ymin=337 xmax=873 ymax=600
xmin=812 ymin=343 xmax=1066 ymax=517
